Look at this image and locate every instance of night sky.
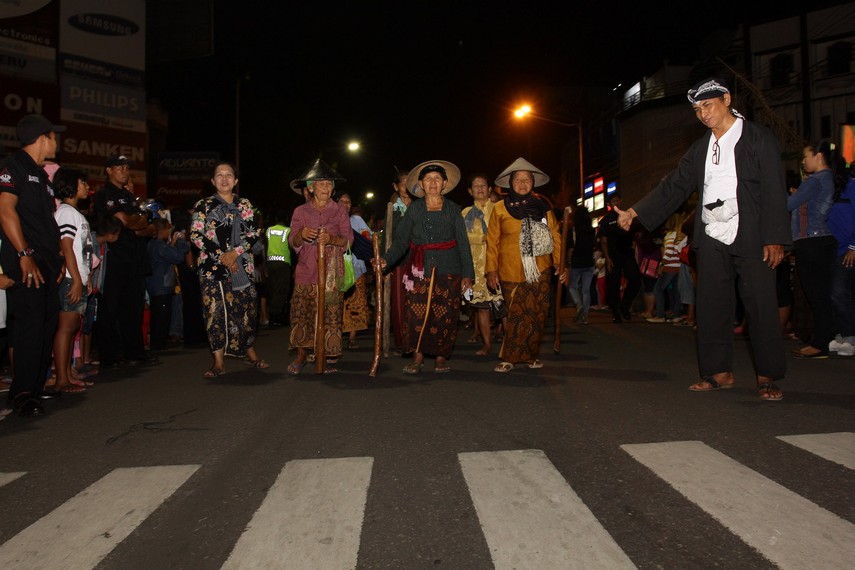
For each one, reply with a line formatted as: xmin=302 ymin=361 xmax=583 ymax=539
xmin=147 ymin=2 xmax=843 ymax=219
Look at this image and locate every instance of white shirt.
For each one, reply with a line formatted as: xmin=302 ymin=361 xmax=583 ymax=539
xmin=55 ymin=203 xmax=93 ymax=282
xmin=703 ymin=118 xmax=743 ymax=205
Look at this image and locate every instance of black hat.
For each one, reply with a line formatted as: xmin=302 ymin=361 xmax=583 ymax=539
xmin=105 ymin=153 xmax=135 ymax=167
xmin=16 ymin=114 xmax=66 ymax=146
xmin=687 ymin=77 xmax=730 ymax=104
xmin=292 ymin=159 xmax=345 ymax=194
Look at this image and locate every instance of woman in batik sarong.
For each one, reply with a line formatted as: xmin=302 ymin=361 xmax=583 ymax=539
xmin=461 ymin=173 xmax=505 ymax=356
xmin=374 ymin=160 xmax=474 ymax=374
xmin=287 ymin=159 xmax=353 ymax=375
xmin=486 ymin=157 xmax=566 ymax=373
xmin=191 ymin=162 xmax=266 ymax=378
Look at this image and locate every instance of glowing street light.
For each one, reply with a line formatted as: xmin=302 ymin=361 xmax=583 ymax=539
xmin=347 ymin=141 xmax=360 ymax=152
xmin=365 ymin=191 xmax=374 ymax=199
xmin=512 ymin=104 xmax=584 ymax=201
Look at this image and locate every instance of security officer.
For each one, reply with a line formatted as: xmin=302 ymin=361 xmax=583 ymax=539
xmin=0 ymin=114 xmax=64 ymax=417
xmin=92 ymin=153 xmax=158 ymax=367
xmin=265 ymin=209 xmax=292 ymax=326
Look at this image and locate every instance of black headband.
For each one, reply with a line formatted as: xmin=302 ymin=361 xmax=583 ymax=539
xmin=419 ymin=164 xmax=448 ymax=180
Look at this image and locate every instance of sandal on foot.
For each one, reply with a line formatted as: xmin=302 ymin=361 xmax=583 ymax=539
xmin=494 ymin=362 xmax=514 ymax=373
xmin=322 ymin=367 xmax=338 ymax=375
xmin=307 ymin=353 xmax=316 ymax=363
xmin=58 ymin=384 xmax=86 ymax=394
xmin=758 ymin=382 xmax=783 ymax=401
xmin=287 ymin=361 xmax=306 ymax=376
xmin=327 ymin=357 xmax=339 ymax=365
xmin=347 ymin=340 xmax=359 ymax=349
xmin=434 ymin=365 xmax=451 ymax=374
xmin=528 ymin=359 xmax=543 ymax=369
xmin=203 ymin=367 xmax=226 ymax=378
xmin=402 ymin=363 xmax=424 ymax=375
xmin=245 ymin=359 xmax=270 ymax=369
xmin=475 ymin=348 xmax=490 ymax=356
xmin=689 ymin=375 xmax=735 ymax=391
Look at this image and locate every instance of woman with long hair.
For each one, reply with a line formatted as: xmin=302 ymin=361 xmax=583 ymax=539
xmin=788 ymin=139 xmax=845 ymax=358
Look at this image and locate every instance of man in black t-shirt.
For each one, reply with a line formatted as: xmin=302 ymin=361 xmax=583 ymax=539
xmin=597 ymin=193 xmax=641 ymax=323
xmin=92 ymin=154 xmax=158 ymax=367
xmin=0 ymin=114 xmax=65 ymax=417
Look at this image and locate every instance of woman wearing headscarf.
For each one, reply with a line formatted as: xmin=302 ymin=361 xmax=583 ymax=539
xmin=374 ymin=160 xmax=474 ymax=374
xmin=461 ymin=172 xmax=505 ymax=355
xmin=190 ymin=162 xmax=266 ymax=378
xmin=287 ymin=159 xmax=353 ymax=374
xmin=486 ymin=157 xmax=566 ymax=372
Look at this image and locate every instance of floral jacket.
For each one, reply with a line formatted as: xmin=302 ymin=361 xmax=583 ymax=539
xmin=190 ymin=194 xmax=260 ymax=281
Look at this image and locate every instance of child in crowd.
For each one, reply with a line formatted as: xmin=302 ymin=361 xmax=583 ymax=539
xmin=146 ymin=219 xmax=190 ymax=351
xmin=52 ymin=168 xmax=93 ymax=393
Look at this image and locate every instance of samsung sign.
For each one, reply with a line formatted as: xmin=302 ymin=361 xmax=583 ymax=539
xmin=67 ymin=14 xmax=140 ymax=37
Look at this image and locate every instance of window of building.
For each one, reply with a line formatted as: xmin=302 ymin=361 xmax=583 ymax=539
xmin=771 ymin=53 xmax=795 ymax=87
xmin=827 ymin=41 xmax=852 ymax=76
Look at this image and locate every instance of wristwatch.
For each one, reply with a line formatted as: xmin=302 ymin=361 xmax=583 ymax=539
xmin=17 ymin=248 xmax=34 ymax=258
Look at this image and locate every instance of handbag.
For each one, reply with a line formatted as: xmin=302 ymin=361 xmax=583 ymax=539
xmin=640 ymin=257 xmax=659 ymax=278
xmin=341 ymin=245 xmax=356 ymax=291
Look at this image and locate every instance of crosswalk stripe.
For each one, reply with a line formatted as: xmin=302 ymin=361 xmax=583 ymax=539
xmin=0 ymin=464 xmax=200 ymax=570
xmin=0 ymin=472 xmax=25 ymax=488
xmin=459 ymin=449 xmax=636 ymax=570
xmin=221 ymin=456 xmax=373 ymax=570
xmin=776 ymin=432 xmax=855 ymax=470
xmin=621 ymin=441 xmax=855 ymax=569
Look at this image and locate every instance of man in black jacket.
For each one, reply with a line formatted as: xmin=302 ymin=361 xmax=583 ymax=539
xmin=617 ymin=77 xmax=790 ymax=401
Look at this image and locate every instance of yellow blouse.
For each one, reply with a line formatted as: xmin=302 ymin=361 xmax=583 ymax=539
xmin=485 ymin=200 xmax=562 ymax=283
xmin=462 ymin=200 xmax=503 ymax=304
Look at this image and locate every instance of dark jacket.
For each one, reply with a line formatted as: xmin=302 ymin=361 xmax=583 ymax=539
xmin=633 ymin=120 xmax=791 ymax=258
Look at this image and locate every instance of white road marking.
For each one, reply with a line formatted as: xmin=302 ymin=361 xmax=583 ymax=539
xmin=622 ymin=440 xmax=855 ymax=570
xmin=0 ymin=464 xmax=200 ymax=569
xmin=0 ymin=472 xmax=25 ymax=487
xmin=777 ymin=432 xmax=855 ymax=470
xmin=221 ymin=456 xmax=373 ymax=570
xmin=458 ymin=449 xmax=636 ymax=570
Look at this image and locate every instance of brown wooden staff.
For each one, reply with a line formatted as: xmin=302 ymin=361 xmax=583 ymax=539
xmin=554 ymin=206 xmax=571 ymax=354
xmin=382 ymin=202 xmax=394 ymax=357
xmin=369 ymin=233 xmax=383 ymax=377
xmin=315 ymin=234 xmax=326 ymax=374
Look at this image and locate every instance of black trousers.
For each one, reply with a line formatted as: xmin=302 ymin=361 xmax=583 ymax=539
xmin=96 ymin=262 xmax=146 ymax=363
xmin=794 ymin=236 xmax=837 ymax=351
xmin=148 ymin=294 xmax=172 ymax=350
xmin=696 ymin=243 xmax=785 ymax=378
xmin=266 ymin=261 xmax=291 ymax=319
xmin=5 ymin=277 xmax=59 ymax=404
xmin=605 ymin=253 xmax=641 ymax=317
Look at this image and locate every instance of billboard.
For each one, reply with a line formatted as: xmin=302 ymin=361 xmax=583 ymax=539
xmin=0 ymin=0 xmax=58 ymax=83
xmin=60 ymin=121 xmax=147 ymax=196
xmin=0 ymin=75 xmax=60 ymax=155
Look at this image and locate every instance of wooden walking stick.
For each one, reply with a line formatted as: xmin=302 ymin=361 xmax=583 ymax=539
xmin=382 ymin=202 xmax=394 ymax=357
xmin=369 ymin=233 xmax=383 ymax=377
xmin=315 ymin=234 xmax=326 ymax=374
xmin=554 ymin=206 xmax=571 ymax=354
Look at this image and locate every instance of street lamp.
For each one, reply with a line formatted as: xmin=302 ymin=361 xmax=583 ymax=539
xmin=347 ymin=141 xmax=360 ymax=152
xmin=513 ymin=104 xmax=584 ymax=203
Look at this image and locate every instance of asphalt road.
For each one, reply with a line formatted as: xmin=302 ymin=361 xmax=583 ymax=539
xmin=1 ymin=308 xmax=853 ymax=569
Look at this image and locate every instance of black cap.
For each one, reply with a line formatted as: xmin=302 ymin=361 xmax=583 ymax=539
xmin=105 ymin=153 xmax=135 ymax=167
xmin=687 ymin=77 xmax=730 ymax=104
xmin=16 ymin=114 xmax=66 ymax=146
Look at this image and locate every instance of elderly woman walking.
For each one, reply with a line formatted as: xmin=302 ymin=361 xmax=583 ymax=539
xmin=191 ymin=162 xmax=266 ymax=378
xmin=287 ymin=159 xmax=353 ymax=374
xmin=486 ymin=158 xmax=566 ymax=372
xmin=374 ymin=160 xmax=474 ymax=374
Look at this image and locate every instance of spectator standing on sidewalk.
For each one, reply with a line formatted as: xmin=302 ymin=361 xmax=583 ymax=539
xmin=146 ymin=219 xmax=190 ymax=351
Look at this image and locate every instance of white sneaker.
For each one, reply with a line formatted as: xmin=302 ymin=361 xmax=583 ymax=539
xmin=829 ymin=334 xmax=845 ymax=352
xmin=836 ymin=342 xmax=854 ymax=357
